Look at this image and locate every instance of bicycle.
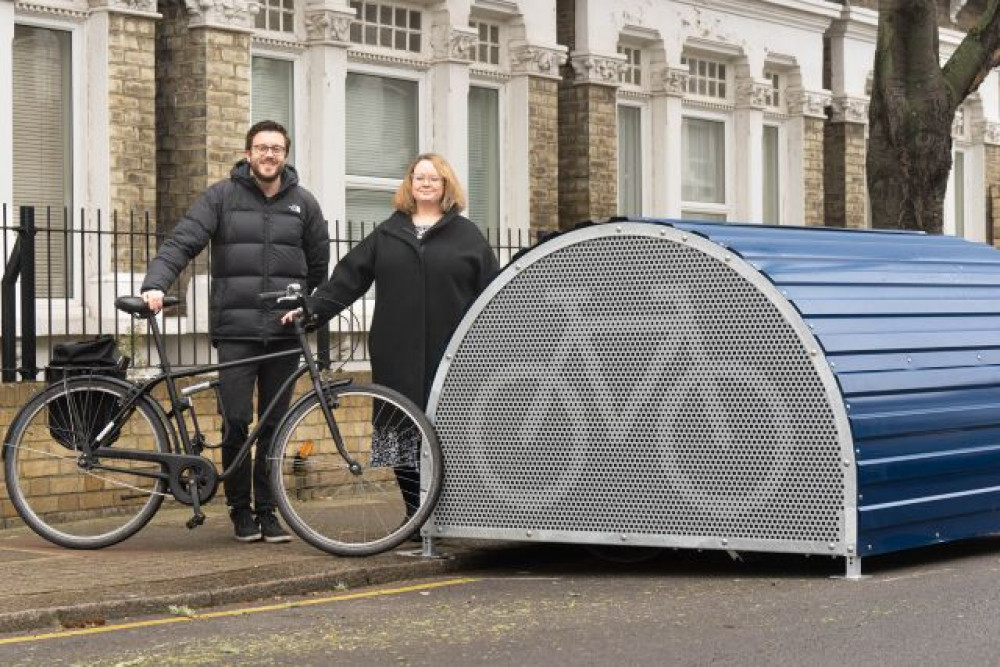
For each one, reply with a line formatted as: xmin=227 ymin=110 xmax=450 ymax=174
xmin=2 ymin=284 xmax=443 ymax=557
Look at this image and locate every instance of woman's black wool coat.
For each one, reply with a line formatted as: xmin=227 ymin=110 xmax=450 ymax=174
xmin=308 ymin=208 xmax=499 ymax=409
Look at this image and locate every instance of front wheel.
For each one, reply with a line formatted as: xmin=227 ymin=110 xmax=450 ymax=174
xmin=270 ymin=383 xmax=443 ymax=556
xmin=4 ymin=376 xmax=170 ymax=549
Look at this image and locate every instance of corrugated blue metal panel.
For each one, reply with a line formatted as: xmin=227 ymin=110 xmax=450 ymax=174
xmin=634 ymin=218 xmax=1000 ymax=558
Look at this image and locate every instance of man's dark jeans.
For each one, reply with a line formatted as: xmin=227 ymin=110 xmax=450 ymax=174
xmin=217 ymin=339 xmax=299 ymax=513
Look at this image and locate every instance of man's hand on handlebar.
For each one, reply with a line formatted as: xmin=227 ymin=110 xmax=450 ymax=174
xmin=141 ymin=289 xmax=165 ymax=314
xmin=280 ymin=308 xmax=303 ymax=325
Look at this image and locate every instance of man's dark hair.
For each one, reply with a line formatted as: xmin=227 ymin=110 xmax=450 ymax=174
xmin=245 ymin=120 xmax=291 ymax=152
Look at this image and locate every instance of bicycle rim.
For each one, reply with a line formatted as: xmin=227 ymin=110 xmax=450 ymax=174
xmin=271 ymin=383 xmax=443 ymax=556
xmin=4 ymin=377 xmax=169 ymax=549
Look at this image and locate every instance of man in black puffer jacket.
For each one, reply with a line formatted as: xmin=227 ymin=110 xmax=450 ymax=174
xmin=141 ymin=120 xmax=329 ymax=544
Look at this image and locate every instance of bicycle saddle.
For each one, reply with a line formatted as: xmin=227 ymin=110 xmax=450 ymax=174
xmin=115 ymin=295 xmax=181 ymax=317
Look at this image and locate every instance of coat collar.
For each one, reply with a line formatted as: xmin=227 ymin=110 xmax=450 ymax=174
xmin=382 ymin=207 xmax=461 ymax=247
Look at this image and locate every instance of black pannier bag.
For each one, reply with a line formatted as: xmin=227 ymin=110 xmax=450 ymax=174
xmin=45 ymin=335 xmax=130 ymax=450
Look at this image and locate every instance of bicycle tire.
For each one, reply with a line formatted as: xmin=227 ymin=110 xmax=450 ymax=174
xmin=270 ymin=382 xmax=443 ymax=556
xmin=4 ymin=375 xmax=171 ymax=549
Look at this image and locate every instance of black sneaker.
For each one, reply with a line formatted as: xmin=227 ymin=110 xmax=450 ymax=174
xmin=231 ymin=508 xmax=261 ymax=543
xmin=257 ymin=511 xmax=292 ymax=543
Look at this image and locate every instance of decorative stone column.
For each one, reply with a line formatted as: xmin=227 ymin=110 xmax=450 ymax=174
xmin=786 ymin=87 xmax=830 ymax=227
xmin=557 ymin=50 xmax=624 ymax=228
xmin=429 ymin=21 xmax=478 ymax=186
xmin=734 ymin=68 xmax=771 ymax=223
xmin=510 ymin=42 xmax=566 ymax=234
xmin=649 ymin=65 xmax=687 ymax=218
xmin=825 ymin=94 xmax=869 ymax=229
xmin=304 ymin=0 xmax=355 ymax=229
xmin=156 ymin=0 xmax=258 ymax=234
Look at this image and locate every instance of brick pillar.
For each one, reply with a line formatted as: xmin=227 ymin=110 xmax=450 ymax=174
xmin=558 ymin=54 xmax=624 ymax=229
xmin=802 ymin=117 xmax=826 ymax=227
xmin=529 ymin=77 xmax=560 ymax=234
xmin=155 ymin=0 xmax=253 ymax=235
xmin=825 ymin=96 xmax=869 ymax=228
xmin=985 ymin=143 xmax=1000 ymax=246
xmin=107 ymin=10 xmax=158 ymax=266
xmin=510 ymin=44 xmax=567 ymax=237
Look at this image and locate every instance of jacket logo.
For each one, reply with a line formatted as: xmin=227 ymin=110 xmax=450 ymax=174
xmin=288 ymin=204 xmax=301 ymax=214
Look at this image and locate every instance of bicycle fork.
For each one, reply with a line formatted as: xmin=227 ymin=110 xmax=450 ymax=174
xmin=294 ymin=322 xmax=363 ymax=475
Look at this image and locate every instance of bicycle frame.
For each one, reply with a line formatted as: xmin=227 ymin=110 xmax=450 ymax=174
xmin=83 ymin=300 xmax=361 ymax=522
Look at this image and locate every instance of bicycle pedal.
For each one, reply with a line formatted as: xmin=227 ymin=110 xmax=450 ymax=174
xmin=185 ymin=513 xmax=206 ymax=530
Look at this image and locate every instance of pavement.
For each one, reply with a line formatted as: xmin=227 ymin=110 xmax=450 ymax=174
xmin=0 ymin=504 xmax=506 ymax=635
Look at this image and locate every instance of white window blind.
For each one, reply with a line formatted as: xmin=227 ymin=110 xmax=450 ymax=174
xmin=682 ymin=117 xmax=725 ymax=205
xmin=345 ymin=188 xmax=394 ymax=239
xmin=251 ymin=56 xmax=294 ymax=158
xmin=468 ymin=86 xmax=499 ymax=239
xmin=762 ymin=125 xmax=780 ymax=224
xmin=618 ymin=105 xmax=642 ymax=216
xmin=252 ymin=56 xmax=294 ymax=131
xmin=346 ymin=73 xmax=418 ymax=179
xmin=13 ymin=25 xmax=73 ymax=298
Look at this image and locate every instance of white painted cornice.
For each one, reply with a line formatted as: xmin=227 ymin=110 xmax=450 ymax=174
xmin=15 ymin=1 xmax=88 ymax=20
xmin=569 ymin=51 xmax=626 ymax=86
xmin=304 ymin=3 xmax=355 ymax=46
xmin=509 ymin=41 xmax=567 ymax=79
xmin=829 ymin=95 xmax=869 ymax=124
xmin=786 ymin=87 xmax=831 ymax=119
xmin=675 ymin=0 xmax=840 ymax=33
xmin=470 ymin=0 xmax=520 ymax=21
xmin=347 ymin=48 xmax=429 ymax=71
xmin=826 ymin=4 xmax=878 ymax=43
xmin=430 ymin=25 xmax=478 ymax=63
xmin=184 ymin=0 xmax=259 ymax=32
xmin=88 ymin=0 xmax=159 ymax=17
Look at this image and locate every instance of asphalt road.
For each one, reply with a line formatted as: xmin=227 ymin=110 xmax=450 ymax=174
xmin=3 ymin=539 xmax=1000 ymax=666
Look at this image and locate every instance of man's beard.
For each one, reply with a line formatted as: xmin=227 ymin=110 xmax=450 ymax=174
xmin=250 ymin=162 xmax=282 ymax=183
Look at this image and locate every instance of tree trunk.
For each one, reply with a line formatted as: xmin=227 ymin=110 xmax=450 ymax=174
xmin=867 ymin=0 xmax=1000 ymax=233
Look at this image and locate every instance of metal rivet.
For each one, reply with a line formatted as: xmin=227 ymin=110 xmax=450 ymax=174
xmin=845 ymin=403 xmax=851 ymax=410
xmin=724 ymin=256 xmax=731 ymax=263
xmin=828 ymin=543 xmax=836 ymax=551
xmin=842 ymin=459 xmax=850 ymax=467
xmin=809 ymin=349 xmax=818 ymax=357
xmin=526 ymin=530 xmax=532 ymax=538
xmin=721 ymin=538 xmax=728 ymax=546
xmin=935 ymin=532 xmax=941 ymax=539
xmin=906 ymin=357 xmax=912 ymax=363
xmin=620 ymin=534 xmax=627 ymax=542
xmin=445 ymin=354 xmax=452 ymax=360
xmin=829 ymin=362 xmax=836 ymax=368
xmin=616 ymin=226 xmax=622 ymax=233
xmin=515 ymin=264 xmax=522 ymax=271
xmin=681 ymin=234 xmax=688 ymax=241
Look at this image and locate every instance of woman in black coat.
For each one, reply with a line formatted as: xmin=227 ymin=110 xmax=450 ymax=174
xmin=285 ymin=153 xmax=499 ymax=516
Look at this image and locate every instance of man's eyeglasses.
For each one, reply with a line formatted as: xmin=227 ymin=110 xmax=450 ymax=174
xmin=251 ymin=144 xmax=287 ymax=157
xmin=412 ymin=175 xmax=442 ymax=184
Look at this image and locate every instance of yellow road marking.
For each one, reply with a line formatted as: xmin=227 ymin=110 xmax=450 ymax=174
xmin=0 ymin=577 xmax=480 ymax=646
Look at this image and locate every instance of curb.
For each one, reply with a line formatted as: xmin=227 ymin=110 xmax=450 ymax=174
xmin=0 ymin=545 xmax=498 ymax=635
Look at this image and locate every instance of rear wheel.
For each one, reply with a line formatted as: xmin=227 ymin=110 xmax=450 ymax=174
xmin=270 ymin=383 xmax=442 ymax=556
xmin=4 ymin=376 xmax=170 ymax=548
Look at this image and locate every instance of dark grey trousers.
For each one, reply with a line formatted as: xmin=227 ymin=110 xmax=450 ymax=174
xmin=216 ymin=339 xmax=299 ymax=513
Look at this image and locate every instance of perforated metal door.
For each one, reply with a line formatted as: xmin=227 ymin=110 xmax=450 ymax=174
xmin=428 ymin=225 xmax=851 ymax=553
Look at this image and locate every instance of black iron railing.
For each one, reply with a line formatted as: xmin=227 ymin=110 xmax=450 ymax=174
xmin=1 ymin=205 xmax=534 ymax=382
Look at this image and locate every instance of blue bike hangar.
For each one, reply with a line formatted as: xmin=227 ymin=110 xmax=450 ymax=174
xmin=424 ymin=218 xmax=1000 ymax=577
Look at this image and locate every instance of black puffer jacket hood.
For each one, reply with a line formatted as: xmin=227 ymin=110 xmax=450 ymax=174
xmin=142 ymin=161 xmax=330 ymax=342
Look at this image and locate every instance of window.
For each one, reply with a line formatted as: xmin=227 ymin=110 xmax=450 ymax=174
xmin=618 ymin=105 xmax=642 ymax=216
xmin=764 ymin=71 xmax=782 ymax=109
xmin=349 ymin=1 xmax=422 ymax=53
xmin=256 ymin=0 xmax=295 ymax=33
xmin=251 ymin=56 xmax=294 ymax=156
xmin=13 ymin=25 xmax=73 ymax=298
xmin=682 ymin=117 xmax=726 ymax=219
xmin=468 ymin=86 xmax=500 ymax=239
xmin=345 ymin=72 xmax=418 ymax=236
xmin=762 ymin=125 xmax=780 ymax=224
xmin=618 ymin=46 xmax=642 ymax=87
xmin=681 ymin=56 xmax=728 ymax=100
xmin=470 ymin=20 xmax=500 ymax=65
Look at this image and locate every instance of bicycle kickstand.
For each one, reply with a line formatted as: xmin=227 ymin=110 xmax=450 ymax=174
xmin=186 ymin=480 xmax=206 ymax=530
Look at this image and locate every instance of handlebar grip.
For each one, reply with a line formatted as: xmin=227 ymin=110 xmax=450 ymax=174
xmin=259 ymin=290 xmax=290 ymax=301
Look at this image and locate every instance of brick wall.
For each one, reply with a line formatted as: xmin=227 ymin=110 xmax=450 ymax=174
xmin=803 ymin=117 xmax=826 ymax=227
xmin=108 ymin=14 xmax=158 ymax=270
xmin=0 ymin=371 xmax=372 ymax=527
xmin=558 ymin=82 xmax=618 ymax=228
xmin=987 ymin=145 xmax=1000 ymax=246
xmin=155 ymin=6 xmax=250 ymax=235
xmin=529 ymin=77 xmax=560 ymax=234
xmin=824 ymin=120 xmax=867 ymax=228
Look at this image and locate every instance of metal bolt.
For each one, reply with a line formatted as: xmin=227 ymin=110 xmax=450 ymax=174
xmin=681 ymin=234 xmax=688 ymax=241
xmin=847 ymin=546 xmax=854 ymax=554
xmin=842 ymin=459 xmax=850 ymax=467
xmin=616 ymin=226 xmax=622 ymax=233
xmin=445 ymin=354 xmax=452 ymax=360
xmin=620 ymin=534 xmax=627 ymax=542
xmin=829 ymin=362 xmax=836 ymax=368
xmin=809 ymin=349 xmax=818 ymax=357
xmin=724 ymin=256 xmax=731 ymax=263
xmin=845 ymin=403 xmax=851 ymax=410
xmin=906 ymin=356 xmax=912 ymax=364
xmin=526 ymin=530 xmax=533 ymax=538
xmin=515 ymin=264 xmax=522 ymax=271
xmin=828 ymin=543 xmax=836 ymax=551
xmin=935 ymin=532 xmax=941 ymax=539
xmin=721 ymin=538 xmax=728 ymax=546
xmin=858 ymin=494 xmax=863 ymax=500
xmin=978 ymin=354 xmax=983 ymax=361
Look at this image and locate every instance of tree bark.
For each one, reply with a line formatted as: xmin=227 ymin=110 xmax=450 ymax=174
xmin=867 ymin=0 xmax=1000 ymax=233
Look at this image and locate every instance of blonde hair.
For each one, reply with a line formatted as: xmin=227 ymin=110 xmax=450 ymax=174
xmin=393 ymin=153 xmax=467 ymax=214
